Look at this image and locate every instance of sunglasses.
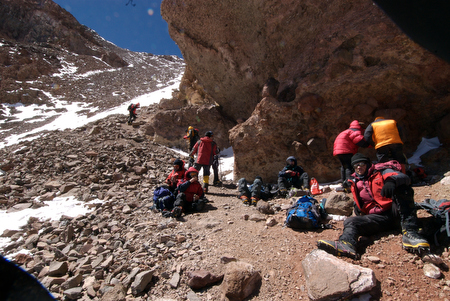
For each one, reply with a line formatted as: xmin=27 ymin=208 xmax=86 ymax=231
xmin=353 ymin=162 xmax=366 ymax=168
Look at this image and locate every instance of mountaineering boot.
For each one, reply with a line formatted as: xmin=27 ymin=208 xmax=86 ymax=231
xmin=213 ymin=180 xmax=222 ymax=187
xmin=171 ymin=206 xmax=182 ymax=218
xmin=240 ymin=195 xmax=250 ymax=206
xmin=203 ymin=176 xmax=209 ymax=194
xmin=402 ymin=230 xmax=430 ymax=254
xmin=278 ymin=189 xmax=288 ymax=198
xmin=251 ymin=197 xmax=259 ymax=206
xmin=317 ymin=239 xmax=358 ymax=260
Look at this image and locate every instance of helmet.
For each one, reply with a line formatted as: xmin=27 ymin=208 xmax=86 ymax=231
xmin=205 ymin=131 xmax=213 ymax=137
xmin=136 ymin=103 xmax=140 ymax=107
xmin=188 ymin=126 xmax=193 ymax=131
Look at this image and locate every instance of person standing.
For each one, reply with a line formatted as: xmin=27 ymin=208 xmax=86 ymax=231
xmin=189 ymin=131 xmax=219 ymax=193
xmin=184 ymin=126 xmax=200 ymax=152
xmin=184 ymin=126 xmax=200 ymax=167
xmin=317 ymin=153 xmax=429 ymax=259
xmin=364 ymin=117 xmax=406 ymax=172
xmin=127 ymin=102 xmax=140 ymax=125
xmin=333 ymin=120 xmax=368 ymax=184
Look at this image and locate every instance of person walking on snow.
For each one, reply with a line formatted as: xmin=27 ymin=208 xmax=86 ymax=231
xmin=317 ymin=153 xmax=429 ymax=260
xmin=127 ymin=103 xmax=140 ymax=125
xmin=333 ymin=120 xmax=368 ymax=184
xmin=189 ymin=131 xmax=219 ymax=193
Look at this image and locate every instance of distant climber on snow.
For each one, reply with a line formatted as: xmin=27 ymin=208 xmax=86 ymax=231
xmin=127 ymin=102 xmax=140 ymax=125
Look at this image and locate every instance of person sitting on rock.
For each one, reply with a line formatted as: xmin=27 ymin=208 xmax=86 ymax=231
xmin=238 ymin=176 xmax=273 ymax=206
xmin=164 ymin=158 xmax=186 ymax=193
xmin=171 ymin=167 xmax=206 ymax=218
xmin=317 ymin=153 xmax=430 ymax=260
xmin=277 ymin=156 xmax=309 ymax=198
xmin=127 ymin=102 xmax=140 ymax=125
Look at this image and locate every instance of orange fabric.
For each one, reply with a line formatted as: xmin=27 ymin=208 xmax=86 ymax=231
xmin=371 ymin=119 xmax=403 ymax=149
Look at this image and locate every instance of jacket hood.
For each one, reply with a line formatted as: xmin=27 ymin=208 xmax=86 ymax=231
xmin=185 ymin=167 xmax=199 ymax=179
xmin=286 ymin=156 xmax=297 ymax=166
xmin=200 ymin=136 xmax=213 ymax=143
xmin=349 ymin=120 xmax=362 ymax=130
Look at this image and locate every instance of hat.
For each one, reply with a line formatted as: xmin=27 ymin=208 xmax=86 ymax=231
xmin=205 ymin=131 xmax=213 ymax=137
xmin=173 ymin=158 xmax=183 ymax=167
xmin=351 ymin=153 xmax=370 ymax=166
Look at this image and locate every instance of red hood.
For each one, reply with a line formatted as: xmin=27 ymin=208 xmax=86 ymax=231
xmin=184 ymin=167 xmax=199 ymax=180
xmin=349 ymin=120 xmax=362 ymax=130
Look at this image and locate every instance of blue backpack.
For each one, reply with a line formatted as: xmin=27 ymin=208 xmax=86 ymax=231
xmin=153 ymin=186 xmax=175 ymax=211
xmin=285 ymin=196 xmax=322 ymax=230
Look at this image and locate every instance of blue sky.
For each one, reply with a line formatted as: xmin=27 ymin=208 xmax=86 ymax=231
xmin=52 ymin=0 xmax=182 ymax=57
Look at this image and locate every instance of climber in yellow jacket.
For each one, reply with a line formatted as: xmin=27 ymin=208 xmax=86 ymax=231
xmin=364 ymin=117 xmax=407 ymax=172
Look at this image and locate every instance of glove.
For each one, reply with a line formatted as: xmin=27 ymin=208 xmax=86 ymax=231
xmin=380 ymin=181 xmax=396 ymax=198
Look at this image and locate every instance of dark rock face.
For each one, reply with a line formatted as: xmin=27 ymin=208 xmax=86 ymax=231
xmin=162 ymin=0 xmax=450 ymax=181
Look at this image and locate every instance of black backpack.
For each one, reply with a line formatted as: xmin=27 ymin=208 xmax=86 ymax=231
xmin=416 ymin=199 xmax=450 ymax=246
xmin=128 ymin=104 xmax=133 ymax=111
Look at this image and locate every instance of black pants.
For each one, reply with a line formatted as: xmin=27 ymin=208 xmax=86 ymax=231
xmin=277 ymin=172 xmax=309 ymax=190
xmin=339 ymin=185 xmax=418 ymax=246
xmin=337 ymin=153 xmax=353 ymax=182
xmin=128 ymin=112 xmax=137 ymax=124
xmin=173 ymin=193 xmax=205 ymax=212
xmin=212 ymin=156 xmax=219 ymax=183
xmin=193 ymin=163 xmax=211 ymax=177
xmin=376 ymin=143 xmax=406 ymax=164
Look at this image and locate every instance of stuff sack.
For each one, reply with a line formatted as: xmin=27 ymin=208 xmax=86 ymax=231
xmin=309 ymin=177 xmax=323 ymax=195
xmin=152 ymin=186 xmax=175 ymax=211
xmin=416 ymin=198 xmax=450 ymax=245
xmin=285 ymin=196 xmax=322 ymax=230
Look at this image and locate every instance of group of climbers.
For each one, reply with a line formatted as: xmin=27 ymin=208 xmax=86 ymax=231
xmin=140 ymin=94 xmax=429 ymax=259
xmin=317 ymin=117 xmax=429 ymax=259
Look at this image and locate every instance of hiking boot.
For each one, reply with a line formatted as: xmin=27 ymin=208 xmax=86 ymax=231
xmin=240 ymin=195 xmax=250 ymax=206
xmin=251 ymin=197 xmax=259 ymax=206
xmin=317 ymin=239 xmax=358 ymax=260
xmin=402 ymin=230 xmax=430 ymax=254
xmin=278 ymin=189 xmax=288 ymax=198
xmin=171 ymin=206 xmax=182 ymax=218
xmin=213 ymin=180 xmax=222 ymax=187
xmin=162 ymin=210 xmax=172 ymax=218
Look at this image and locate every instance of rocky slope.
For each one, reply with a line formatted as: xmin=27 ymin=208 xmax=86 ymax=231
xmin=161 ymin=0 xmax=450 ymax=182
xmin=0 ymin=117 xmax=450 ymax=301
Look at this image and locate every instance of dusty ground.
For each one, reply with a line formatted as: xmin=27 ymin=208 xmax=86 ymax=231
xmin=170 ymin=180 xmax=450 ymax=301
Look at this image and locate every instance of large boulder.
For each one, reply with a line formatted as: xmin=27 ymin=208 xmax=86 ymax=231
xmin=162 ymin=0 xmax=450 ymax=181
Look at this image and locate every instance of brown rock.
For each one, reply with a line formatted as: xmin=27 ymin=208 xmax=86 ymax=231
xmin=187 ymin=270 xmax=223 ymax=290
